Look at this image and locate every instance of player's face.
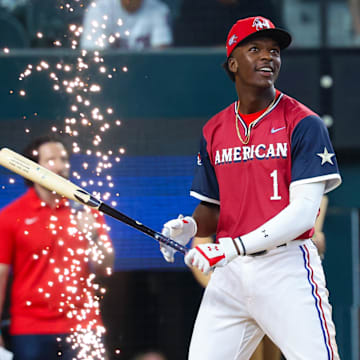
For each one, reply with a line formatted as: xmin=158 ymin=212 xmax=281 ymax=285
xmin=37 ymin=142 xmax=70 ymax=179
xmin=121 ymin=0 xmax=143 ymax=13
xmin=229 ymin=37 xmax=281 ymax=88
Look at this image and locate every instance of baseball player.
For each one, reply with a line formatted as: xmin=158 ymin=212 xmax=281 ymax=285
xmin=160 ymin=16 xmax=342 ymax=360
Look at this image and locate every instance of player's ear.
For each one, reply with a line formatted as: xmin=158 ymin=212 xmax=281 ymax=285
xmin=227 ymin=57 xmax=238 ymax=75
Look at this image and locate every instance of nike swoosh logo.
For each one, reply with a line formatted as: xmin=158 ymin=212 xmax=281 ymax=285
xmin=24 ymin=217 xmax=38 ymax=225
xmin=271 ymin=126 xmax=286 ymax=134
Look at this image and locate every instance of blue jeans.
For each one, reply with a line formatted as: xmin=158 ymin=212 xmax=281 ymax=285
xmin=11 ymin=334 xmax=78 ymax=360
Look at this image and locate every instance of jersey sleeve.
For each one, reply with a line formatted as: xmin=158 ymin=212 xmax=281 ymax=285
xmin=190 ymin=134 xmax=220 ymax=204
xmin=0 ymin=209 xmax=15 ymax=264
xmin=290 ymin=115 xmax=341 ymax=193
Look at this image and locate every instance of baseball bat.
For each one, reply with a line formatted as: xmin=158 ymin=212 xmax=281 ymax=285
xmin=0 ymin=147 xmax=187 ymax=255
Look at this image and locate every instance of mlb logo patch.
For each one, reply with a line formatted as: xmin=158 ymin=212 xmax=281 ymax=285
xmin=197 ymin=152 xmax=202 ymax=166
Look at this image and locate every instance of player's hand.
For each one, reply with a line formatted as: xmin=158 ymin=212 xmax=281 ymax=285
xmin=0 ymin=345 xmax=14 ymax=360
xmin=312 ymin=231 xmax=326 ymax=258
xmin=160 ymin=215 xmax=197 ymax=262
xmin=184 ymin=237 xmax=239 ymax=274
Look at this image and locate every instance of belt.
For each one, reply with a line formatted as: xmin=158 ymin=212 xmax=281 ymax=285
xmin=249 ymin=243 xmax=287 ymax=257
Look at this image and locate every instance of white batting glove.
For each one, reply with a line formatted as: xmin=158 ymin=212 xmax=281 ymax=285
xmin=0 ymin=347 xmax=13 ymax=360
xmin=160 ymin=215 xmax=197 ymax=262
xmin=184 ymin=237 xmax=241 ymax=274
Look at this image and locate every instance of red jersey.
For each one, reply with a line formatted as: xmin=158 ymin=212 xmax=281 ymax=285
xmin=190 ymin=92 xmax=341 ymax=240
xmin=0 ymin=188 xmax=111 ymax=335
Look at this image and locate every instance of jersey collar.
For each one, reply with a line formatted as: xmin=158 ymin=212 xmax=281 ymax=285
xmin=235 ymin=91 xmax=283 ymax=137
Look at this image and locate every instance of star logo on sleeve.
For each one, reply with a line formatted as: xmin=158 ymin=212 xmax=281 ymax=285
xmin=317 ymin=147 xmax=335 ymax=165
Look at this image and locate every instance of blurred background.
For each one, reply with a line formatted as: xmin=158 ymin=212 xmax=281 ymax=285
xmin=0 ymin=0 xmax=359 ymax=359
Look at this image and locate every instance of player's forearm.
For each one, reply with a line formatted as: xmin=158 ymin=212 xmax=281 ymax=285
xmin=192 ymin=202 xmax=219 ymax=237
xmin=238 ymin=181 xmax=325 ymax=255
xmin=0 ymin=264 xmax=10 ymax=325
xmin=314 ymin=195 xmax=328 ymax=233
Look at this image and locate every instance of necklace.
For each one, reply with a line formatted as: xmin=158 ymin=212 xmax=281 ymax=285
xmin=235 ymin=96 xmax=277 ymax=145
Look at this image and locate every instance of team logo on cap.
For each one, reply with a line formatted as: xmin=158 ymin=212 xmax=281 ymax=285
xmin=252 ymin=17 xmax=271 ymax=31
xmin=228 ymin=34 xmax=238 ymax=46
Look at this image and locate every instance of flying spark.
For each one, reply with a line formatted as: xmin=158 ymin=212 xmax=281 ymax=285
xmin=4 ymin=1 xmax=127 ymax=358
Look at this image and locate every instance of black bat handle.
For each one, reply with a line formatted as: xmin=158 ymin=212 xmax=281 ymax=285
xmin=153 ymin=232 xmax=188 ymax=255
xmin=98 ymin=203 xmax=188 ymax=255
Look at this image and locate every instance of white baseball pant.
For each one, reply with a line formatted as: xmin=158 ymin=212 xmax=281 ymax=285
xmin=188 ymin=239 xmax=340 ymax=360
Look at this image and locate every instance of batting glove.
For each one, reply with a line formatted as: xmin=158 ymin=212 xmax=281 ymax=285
xmin=160 ymin=215 xmax=197 ymax=263
xmin=184 ymin=237 xmax=242 ymax=274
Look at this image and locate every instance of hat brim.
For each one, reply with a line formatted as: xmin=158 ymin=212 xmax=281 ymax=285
xmin=239 ymin=28 xmax=292 ymax=50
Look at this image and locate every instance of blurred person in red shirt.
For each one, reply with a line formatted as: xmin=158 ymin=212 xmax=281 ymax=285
xmin=0 ymin=135 xmax=114 ymax=360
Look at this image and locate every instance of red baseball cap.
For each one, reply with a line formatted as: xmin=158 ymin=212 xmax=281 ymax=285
xmin=226 ymin=16 xmax=292 ymax=57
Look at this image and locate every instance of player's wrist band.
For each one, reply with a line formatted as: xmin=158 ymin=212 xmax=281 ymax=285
xmin=234 ymin=237 xmax=246 ymax=256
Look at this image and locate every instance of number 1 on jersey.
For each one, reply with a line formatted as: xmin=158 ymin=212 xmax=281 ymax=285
xmin=270 ymin=169 xmax=282 ymax=200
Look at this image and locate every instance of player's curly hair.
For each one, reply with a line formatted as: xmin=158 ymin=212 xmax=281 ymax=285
xmin=22 ymin=134 xmax=71 ymax=187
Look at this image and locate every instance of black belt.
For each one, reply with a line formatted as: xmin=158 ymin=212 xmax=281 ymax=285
xmin=249 ymin=243 xmax=287 ymax=257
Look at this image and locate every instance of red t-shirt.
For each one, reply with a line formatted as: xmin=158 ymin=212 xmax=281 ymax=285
xmin=0 ymin=188 xmax=111 ymax=335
